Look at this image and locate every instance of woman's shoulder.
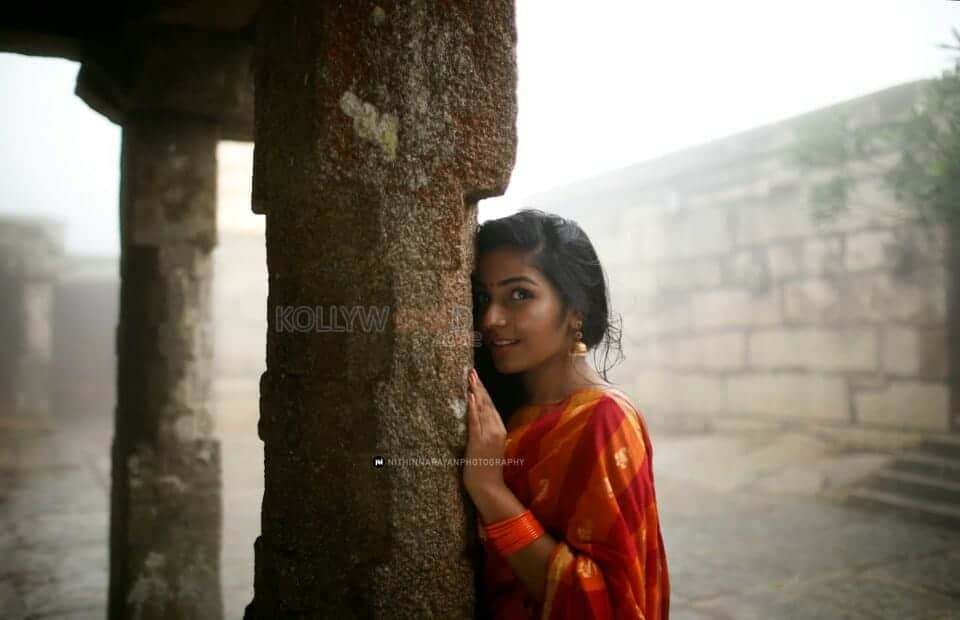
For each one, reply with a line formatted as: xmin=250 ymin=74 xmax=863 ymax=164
xmin=573 ymin=385 xmax=643 ymax=417
xmin=565 ymin=388 xmax=655 ymax=474
xmin=569 ymin=386 xmax=649 ymax=437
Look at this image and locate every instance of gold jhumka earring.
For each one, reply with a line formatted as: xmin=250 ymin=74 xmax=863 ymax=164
xmin=570 ymin=320 xmax=587 ymax=357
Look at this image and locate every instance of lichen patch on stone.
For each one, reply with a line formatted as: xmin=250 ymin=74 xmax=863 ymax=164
xmin=339 ymin=90 xmax=399 ymax=161
xmin=127 ymin=551 xmax=172 ymax=612
xmin=450 ymin=398 xmax=466 ymax=420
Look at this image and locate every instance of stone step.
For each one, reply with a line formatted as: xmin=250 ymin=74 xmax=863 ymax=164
xmin=869 ymin=470 xmax=960 ymax=506
xmin=916 ymin=434 xmax=960 ymax=460
xmin=924 ymin=433 xmax=960 ymax=447
xmin=848 ymin=487 xmax=960 ymax=528
xmin=892 ymin=452 xmax=960 ymax=480
xmin=846 ymin=435 xmax=960 ymax=529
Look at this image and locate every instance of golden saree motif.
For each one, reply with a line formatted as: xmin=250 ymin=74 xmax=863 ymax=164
xmin=479 ymin=387 xmax=670 ymax=619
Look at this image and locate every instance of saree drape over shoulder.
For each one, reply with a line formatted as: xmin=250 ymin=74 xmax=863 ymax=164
xmin=478 ymin=387 xmax=670 ymax=620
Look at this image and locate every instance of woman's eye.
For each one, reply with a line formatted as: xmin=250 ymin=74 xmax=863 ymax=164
xmin=474 ymin=289 xmax=529 ymax=305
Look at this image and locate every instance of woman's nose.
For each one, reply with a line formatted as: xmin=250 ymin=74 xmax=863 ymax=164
xmin=480 ymin=302 xmax=506 ymax=330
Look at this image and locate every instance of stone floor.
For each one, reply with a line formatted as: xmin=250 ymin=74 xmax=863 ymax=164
xmin=657 ymin=462 xmax=960 ymax=619
xmin=0 ymin=375 xmax=264 ymax=620
xmin=1 ymin=409 xmax=958 ymax=619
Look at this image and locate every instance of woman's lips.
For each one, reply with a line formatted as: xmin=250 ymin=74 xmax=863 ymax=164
xmin=491 ymin=340 xmax=520 ymax=355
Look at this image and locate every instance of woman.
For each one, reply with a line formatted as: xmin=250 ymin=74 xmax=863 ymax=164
xmin=463 ymin=209 xmax=670 ymax=619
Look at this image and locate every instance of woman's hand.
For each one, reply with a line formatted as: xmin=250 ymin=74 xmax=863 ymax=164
xmin=463 ymin=367 xmax=509 ymax=499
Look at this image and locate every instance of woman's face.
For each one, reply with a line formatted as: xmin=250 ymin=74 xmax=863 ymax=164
xmin=473 ymin=248 xmax=576 ymax=375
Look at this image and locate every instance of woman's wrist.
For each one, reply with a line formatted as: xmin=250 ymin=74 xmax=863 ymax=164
xmin=472 ymin=482 xmax=526 ymax=525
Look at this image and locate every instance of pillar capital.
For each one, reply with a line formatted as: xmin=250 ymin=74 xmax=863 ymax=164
xmin=119 ymin=114 xmax=219 ymax=252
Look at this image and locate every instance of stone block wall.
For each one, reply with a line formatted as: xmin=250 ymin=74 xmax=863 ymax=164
xmin=527 ymin=80 xmax=954 ymax=438
xmin=53 ymin=255 xmax=118 ymax=426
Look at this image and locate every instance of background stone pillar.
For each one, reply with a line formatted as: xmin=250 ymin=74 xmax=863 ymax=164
xmin=109 ymin=115 xmax=223 ymax=619
xmin=948 ymin=217 xmax=960 ymax=432
xmin=246 ymin=2 xmax=517 ymax=617
xmin=0 ymin=217 xmax=63 ymax=427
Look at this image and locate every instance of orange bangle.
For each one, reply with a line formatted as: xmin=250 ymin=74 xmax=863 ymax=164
xmin=483 ymin=509 xmax=545 ymax=557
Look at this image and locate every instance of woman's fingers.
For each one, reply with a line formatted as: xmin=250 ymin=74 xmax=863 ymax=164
xmin=470 ymin=374 xmax=505 ymax=434
xmin=467 ymin=390 xmax=483 ymax=438
xmin=471 ymin=373 xmax=489 ymax=410
xmin=462 ymin=370 xmax=508 ymax=496
xmin=471 ymin=383 xmax=484 ymax=411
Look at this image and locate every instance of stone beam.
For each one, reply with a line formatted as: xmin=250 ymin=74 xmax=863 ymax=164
xmin=76 ymin=25 xmax=255 ymax=141
xmin=246 ymin=1 xmax=516 ymax=617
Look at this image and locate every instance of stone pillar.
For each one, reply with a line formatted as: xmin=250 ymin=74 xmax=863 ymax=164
xmin=108 ymin=114 xmax=223 ymax=619
xmin=948 ymin=216 xmax=960 ymax=432
xmin=0 ymin=217 xmax=63 ymax=427
xmin=246 ymin=2 xmax=516 ymax=618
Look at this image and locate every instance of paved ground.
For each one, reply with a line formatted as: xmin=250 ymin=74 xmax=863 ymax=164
xmin=1 ymin=410 xmax=957 ymax=619
xmin=0 ymin=376 xmax=263 ymax=620
xmin=654 ymin=432 xmax=960 ymax=619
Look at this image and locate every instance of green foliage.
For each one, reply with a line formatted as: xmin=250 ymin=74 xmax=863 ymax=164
xmin=787 ymin=27 xmax=960 ymax=235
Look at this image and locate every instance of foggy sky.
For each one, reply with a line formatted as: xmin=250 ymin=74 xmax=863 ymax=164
xmin=0 ymin=0 xmax=957 ymax=255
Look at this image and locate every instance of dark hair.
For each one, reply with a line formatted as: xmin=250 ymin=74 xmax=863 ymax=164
xmin=471 ymin=208 xmax=624 ymax=423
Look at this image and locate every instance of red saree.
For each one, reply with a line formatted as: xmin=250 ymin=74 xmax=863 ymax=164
xmin=478 ymin=386 xmax=670 ymax=619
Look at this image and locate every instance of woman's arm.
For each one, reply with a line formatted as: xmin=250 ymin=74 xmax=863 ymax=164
xmin=472 ymin=482 xmax=559 ymax=604
xmin=464 ymin=368 xmax=560 ymax=603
